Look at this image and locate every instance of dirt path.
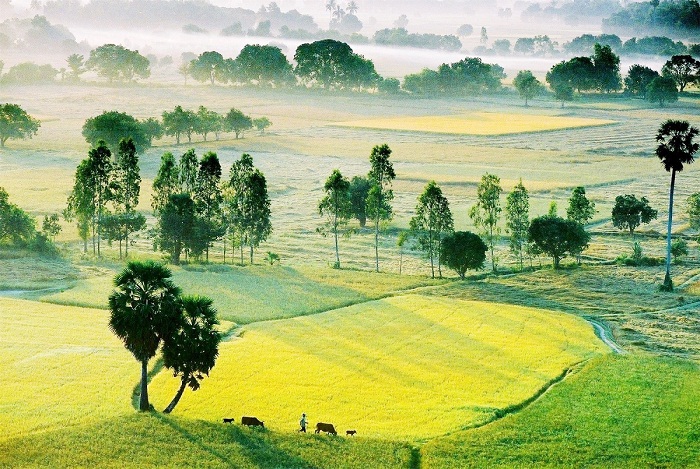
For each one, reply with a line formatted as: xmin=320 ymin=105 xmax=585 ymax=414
xmin=587 ymin=318 xmax=625 ymax=354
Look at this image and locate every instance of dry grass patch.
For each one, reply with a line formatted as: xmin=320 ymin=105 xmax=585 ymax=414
xmin=334 ymin=112 xmax=616 ymax=136
xmin=149 ymin=294 xmax=607 ymax=441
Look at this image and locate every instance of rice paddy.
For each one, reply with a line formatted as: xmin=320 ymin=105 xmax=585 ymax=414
xmin=333 ymin=112 xmax=617 ymax=136
xmin=148 ymin=294 xmax=607 ymax=441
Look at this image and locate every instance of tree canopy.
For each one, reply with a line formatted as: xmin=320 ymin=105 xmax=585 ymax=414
xmin=440 ymin=231 xmax=487 ymax=279
xmin=294 ymin=39 xmax=379 ymax=90
xmin=82 ymin=111 xmax=152 ymax=152
xmin=611 ymin=194 xmax=657 ymax=237
xmin=528 ymin=215 xmax=590 ymax=268
xmin=0 ymin=103 xmax=40 ymax=148
xmin=86 ymin=44 xmax=150 ymax=83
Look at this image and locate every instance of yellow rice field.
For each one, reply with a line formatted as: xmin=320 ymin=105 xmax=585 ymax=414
xmin=149 ymin=294 xmax=608 ymax=441
xmin=0 ymin=298 xmax=136 ymax=440
xmin=333 ymin=112 xmax=616 ymax=136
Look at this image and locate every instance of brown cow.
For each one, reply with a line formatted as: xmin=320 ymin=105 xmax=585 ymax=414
xmin=241 ymin=416 xmax=264 ymax=427
xmin=315 ymin=422 xmax=337 ymax=435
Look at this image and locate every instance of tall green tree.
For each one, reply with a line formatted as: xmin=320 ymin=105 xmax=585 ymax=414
xmin=349 ymin=175 xmax=371 ymax=227
xmin=611 ymin=194 xmax=657 ymax=237
xmin=469 ymin=173 xmax=502 ymax=272
xmin=0 ymin=103 xmax=40 ymax=148
xmin=528 ymin=215 xmax=590 ymax=269
xmin=179 ymin=149 xmax=199 ymax=194
xmin=566 ymin=187 xmax=596 ymax=225
xmin=155 ymin=193 xmax=196 ymax=265
xmin=86 ymin=44 xmax=150 ymax=83
xmin=65 ymin=53 xmax=85 ymax=82
xmin=111 ymin=138 xmax=145 ymax=258
xmin=162 ymin=295 xmax=221 ymax=414
xmin=195 ymin=152 xmax=224 ymax=262
xmin=108 ymin=261 xmax=182 ymax=411
xmin=656 ymin=119 xmax=699 ymax=291
xmin=294 ymin=39 xmax=378 ymax=90
xmin=505 ymin=179 xmax=529 ymax=271
xmin=70 ymin=142 xmax=113 ymax=256
xmin=227 ymin=154 xmax=255 ymax=264
xmin=367 ymin=144 xmax=395 ymax=272
xmin=65 ymin=159 xmax=94 ymax=253
xmin=566 ymin=186 xmax=596 ymax=264
xmin=318 ymin=169 xmax=352 ymax=268
xmin=440 ymin=231 xmax=487 ymax=279
xmin=152 ymin=152 xmax=180 ymax=215
xmin=409 ymin=181 xmax=453 ymax=278
xmin=513 ymin=70 xmax=543 ymax=106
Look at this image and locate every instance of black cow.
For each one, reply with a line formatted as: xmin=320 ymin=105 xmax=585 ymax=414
xmin=241 ymin=416 xmax=264 ymax=427
xmin=315 ymin=422 xmax=337 ymax=435
xmin=346 ymin=429 xmax=356 ymax=436
xmin=222 ymin=418 xmax=234 ymax=424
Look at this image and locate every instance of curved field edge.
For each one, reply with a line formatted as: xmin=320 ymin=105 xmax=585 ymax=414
xmin=421 ymin=354 xmax=700 ymax=468
xmin=332 ymin=113 xmax=617 ymax=136
xmin=38 ymin=264 xmax=446 ymax=323
xmin=148 ymin=294 xmax=608 ymax=441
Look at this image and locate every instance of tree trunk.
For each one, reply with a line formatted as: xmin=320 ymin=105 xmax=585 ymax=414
xmin=250 ymin=241 xmax=254 ymax=265
xmin=139 ymin=359 xmax=150 ymax=411
xmin=375 ymin=217 xmax=380 ymax=272
xmin=163 ymin=377 xmax=188 ymax=414
xmin=664 ymin=170 xmax=676 ymax=291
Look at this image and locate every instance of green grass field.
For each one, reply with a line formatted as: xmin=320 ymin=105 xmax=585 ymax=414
xmin=422 ymin=355 xmax=700 ymax=468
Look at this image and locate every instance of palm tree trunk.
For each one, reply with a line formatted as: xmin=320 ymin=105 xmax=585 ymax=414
xmin=664 ymin=170 xmax=676 ymax=290
xmin=139 ymin=359 xmax=150 ymax=411
xmin=163 ymin=377 xmax=188 ymax=414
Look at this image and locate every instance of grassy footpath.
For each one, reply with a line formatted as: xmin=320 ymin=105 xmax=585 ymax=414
xmin=422 ymin=354 xmax=700 ymax=468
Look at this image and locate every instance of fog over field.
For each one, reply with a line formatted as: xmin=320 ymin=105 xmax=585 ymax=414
xmin=2 ymin=0 xmax=666 ymax=78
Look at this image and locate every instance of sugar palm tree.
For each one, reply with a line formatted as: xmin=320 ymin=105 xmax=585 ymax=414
xmin=162 ymin=295 xmax=221 ymax=414
xmin=346 ymin=1 xmax=358 ymax=15
xmin=108 ymin=261 xmax=182 ymax=411
xmin=325 ymin=0 xmax=336 ymax=20
xmin=656 ymin=120 xmax=699 ymax=291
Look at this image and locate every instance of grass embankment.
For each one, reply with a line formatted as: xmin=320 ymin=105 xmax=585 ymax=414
xmin=149 ymin=294 xmax=606 ymax=441
xmin=334 ymin=112 xmax=616 ymax=136
xmin=422 ymin=355 xmax=700 ymax=468
xmin=41 ymin=264 xmax=445 ymax=323
xmin=0 ymin=413 xmax=416 ymax=468
xmin=0 ymin=298 xmax=135 ymax=440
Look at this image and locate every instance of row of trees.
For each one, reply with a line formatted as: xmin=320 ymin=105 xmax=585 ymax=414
xmin=80 ymin=108 xmax=269 ymax=153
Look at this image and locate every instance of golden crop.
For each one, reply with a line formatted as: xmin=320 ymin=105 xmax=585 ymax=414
xmin=149 ymin=294 xmax=607 ymax=440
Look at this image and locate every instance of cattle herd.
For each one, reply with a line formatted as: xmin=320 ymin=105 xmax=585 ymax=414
xmin=223 ymin=416 xmax=355 ymax=436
